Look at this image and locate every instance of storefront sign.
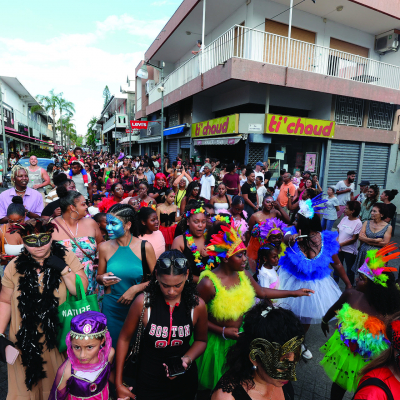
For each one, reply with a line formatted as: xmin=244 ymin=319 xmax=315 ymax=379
xmin=195 ymin=136 xmax=241 ymax=146
xmin=248 ymin=123 xmax=262 ymax=132
xmin=130 ymin=120 xmax=148 ymax=130
xmin=265 ymin=114 xmax=335 ymax=138
xmin=191 ymin=114 xmax=239 ymax=138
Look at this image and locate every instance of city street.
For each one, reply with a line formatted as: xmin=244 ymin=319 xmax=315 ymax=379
xmin=1 ymin=219 xmax=399 ymax=400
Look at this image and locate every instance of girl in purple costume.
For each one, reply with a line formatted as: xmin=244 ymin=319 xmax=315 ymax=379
xmin=49 ymin=312 xmax=114 ymax=400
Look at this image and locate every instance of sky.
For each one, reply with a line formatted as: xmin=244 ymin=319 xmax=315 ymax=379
xmin=0 ymin=0 xmax=181 ymax=136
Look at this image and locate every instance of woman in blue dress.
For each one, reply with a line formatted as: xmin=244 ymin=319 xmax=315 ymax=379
xmin=97 ymin=204 xmax=156 ymax=345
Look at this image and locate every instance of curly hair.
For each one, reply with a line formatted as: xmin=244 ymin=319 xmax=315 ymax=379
xmin=144 ymin=250 xmax=199 ymax=315
xmin=221 ymin=302 xmax=303 ymax=392
xmin=10 ymin=165 xmax=29 ymax=187
xmin=363 ymin=184 xmax=380 ymax=211
xmin=364 ymin=272 xmax=400 ymax=316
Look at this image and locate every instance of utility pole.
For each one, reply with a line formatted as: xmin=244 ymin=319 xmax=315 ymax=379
xmin=114 ymin=111 xmax=117 ymax=155
xmin=0 ymin=80 xmax=7 ymax=167
xmin=160 ymin=65 xmax=164 ymax=169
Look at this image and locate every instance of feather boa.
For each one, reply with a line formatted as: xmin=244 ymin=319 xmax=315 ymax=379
xmin=278 ymin=230 xmax=339 ymax=281
xmin=15 ymin=242 xmax=66 ymax=390
xmin=336 ymin=303 xmax=390 ymax=360
xmin=98 ymin=196 xmax=118 ymax=213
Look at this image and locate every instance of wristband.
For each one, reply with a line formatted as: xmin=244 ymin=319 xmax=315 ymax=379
xmin=222 ymin=327 xmax=227 ymax=340
xmin=321 ymin=318 xmax=328 ymax=325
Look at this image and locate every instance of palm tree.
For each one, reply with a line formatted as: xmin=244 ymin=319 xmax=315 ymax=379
xmin=56 ymin=97 xmax=75 ymax=148
xmin=35 ymin=89 xmax=62 ymax=143
xmin=57 ymin=114 xmax=76 ymax=148
xmin=86 ymin=117 xmax=98 ymax=150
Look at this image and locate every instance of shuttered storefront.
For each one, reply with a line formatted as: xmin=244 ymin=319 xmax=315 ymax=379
xmin=180 ymin=138 xmax=191 ymax=148
xmin=168 ymin=140 xmax=179 ymax=163
xmin=327 ymin=141 xmax=361 ymax=186
xmin=361 ymin=144 xmax=390 ymax=188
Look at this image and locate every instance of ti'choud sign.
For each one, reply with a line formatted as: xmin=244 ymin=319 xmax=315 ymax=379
xmin=191 ymin=114 xmax=239 ymax=138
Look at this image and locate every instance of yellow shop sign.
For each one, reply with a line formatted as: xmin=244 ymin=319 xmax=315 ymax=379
xmin=265 ymin=114 xmax=335 ymax=138
xmin=191 ymin=114 xmax=239 ymax=138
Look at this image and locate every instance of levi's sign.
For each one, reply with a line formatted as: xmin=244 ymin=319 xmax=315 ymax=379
xmin=265 ymin=114 xmax=335 ymax=138
xmin=191 ymin=114 xmax=239 ymax=138
xmin=130 ymin=120 xmax=148 ymax=130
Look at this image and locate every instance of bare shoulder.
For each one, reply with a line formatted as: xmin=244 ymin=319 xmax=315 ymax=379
xmin=211 ymin=389 xmax=235 ymax=400
xmin=172 ymin=235 xmax=184 ymax=250
xmin=108 ymin=347 xmax=115 ymax=363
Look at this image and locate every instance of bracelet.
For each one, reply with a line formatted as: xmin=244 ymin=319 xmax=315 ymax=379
xmin=222 ymin=327 xmax=227 ymax=340
xmin=321 ymin=318 xmax=328 ymax=325
xmin=0 ymin=333 xmax=6 ymax=338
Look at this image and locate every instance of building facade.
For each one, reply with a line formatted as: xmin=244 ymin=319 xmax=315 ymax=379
xmin=135 ymin=0 xmax=400 ymax=206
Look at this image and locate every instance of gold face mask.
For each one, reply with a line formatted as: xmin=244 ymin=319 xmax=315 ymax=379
xmin=249 ymin=336 xmax=304 ymax=381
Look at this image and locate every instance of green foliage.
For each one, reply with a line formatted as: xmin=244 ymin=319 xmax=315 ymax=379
xmin=28 ymin=149 xmax=51 ymax=158
xmin=86 ymin=116 xmax=98 ymax=149
xmin=103 ymin=86 xmax=111 ymax=109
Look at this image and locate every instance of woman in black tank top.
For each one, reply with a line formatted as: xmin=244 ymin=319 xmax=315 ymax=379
xmin=212 ymin=303 xmax=304 ymax=400
xmin=115 ymin=250 xmax=208 ymax=400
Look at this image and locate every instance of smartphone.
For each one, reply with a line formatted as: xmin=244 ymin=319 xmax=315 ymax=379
xmin=3 ymin=255 xmax=13 ymax=258
xmin=103 ymin=276 xmax=121 ymax=282
xmin=296 ymin=235 xmax=308 ymax=240
xmin=177 ymin=161 xmax=182 ymax=167
xmin=6 ymin=345 xmax=19 ymax=365
xmin=166 ymin=356 xmax=186 ymax=377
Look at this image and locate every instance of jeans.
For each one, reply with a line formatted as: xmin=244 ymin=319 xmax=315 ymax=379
xmin=333 ymin=251 xmax=357 ymax=285
xmin=321 ymin=218 xmax=335 ymax=231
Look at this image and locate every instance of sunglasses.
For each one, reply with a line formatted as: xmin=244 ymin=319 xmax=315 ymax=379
xmin=158 ymin=258 xmax=188 ymax=270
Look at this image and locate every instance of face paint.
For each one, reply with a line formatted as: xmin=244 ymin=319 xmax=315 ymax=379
xmin=249 ymin=336 xmax=304 ymax=381
xmin=23 ymin=233 xmax=52 ymax=247
xmin=106 ymin=214 xmax=125 ymax=239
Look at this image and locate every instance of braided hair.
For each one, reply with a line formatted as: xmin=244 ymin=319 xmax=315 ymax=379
xmin=11 ymin=165 xmax=29 ymax=187
xmin=107 ymin=203 xmax=138 ymax=236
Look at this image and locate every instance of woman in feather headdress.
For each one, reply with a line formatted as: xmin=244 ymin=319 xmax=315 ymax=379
xmin=196 ymin=221 xmax=314 ymax=395
xmin=320 ymin=244 xmax=400 ymax=400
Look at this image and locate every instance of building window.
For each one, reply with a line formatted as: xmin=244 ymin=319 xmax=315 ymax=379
xmin=335 ymin=96 xmax=364 ymax=127
xmin=367 ymin=101 xmax=394 ymax=131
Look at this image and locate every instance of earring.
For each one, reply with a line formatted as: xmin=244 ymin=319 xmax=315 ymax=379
xmin=155 ymin=279 xmax=158 ymax=284
xmin=70 ymin=210 xmax=79 ymax=220
xmin=252 ymin=365 xmax=257 ymax=370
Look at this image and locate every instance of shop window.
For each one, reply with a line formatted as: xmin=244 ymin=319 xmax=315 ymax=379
xmin=367 ymin=101 xmax=394 ymax=131
xmin=335 ymin=96 xmax=364 ymax=127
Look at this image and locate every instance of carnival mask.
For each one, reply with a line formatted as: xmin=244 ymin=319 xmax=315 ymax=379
xmin=106 ymin=215 xmax=125 ymax=239
xmin=22 ymin=233 xmax=52 ymax=247
xmin=249 ymin=336 xmax=304 ymax=381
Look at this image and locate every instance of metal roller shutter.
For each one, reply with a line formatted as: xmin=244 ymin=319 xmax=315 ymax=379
xmin=180 ymin=138 xmax=190 ymax=148
xmin=361 ymin=143 xmax=389 ymax=188
xmin=168 ymin=139 xmax=179 ymax=163
xmin=327 ymin=141 xmax=361 ymax=186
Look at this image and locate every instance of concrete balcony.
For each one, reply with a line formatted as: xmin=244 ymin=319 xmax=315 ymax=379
xmin=103 ymin=114 xmax=128 ymax=134
xmin=120 ymin=134 xmax=140 ymax=144
xmin=147 ymin=24 xmax=400 ymax=112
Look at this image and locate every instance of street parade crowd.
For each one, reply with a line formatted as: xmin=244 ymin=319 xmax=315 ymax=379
xmin=1 ymin=147 xmax=400 ymax=400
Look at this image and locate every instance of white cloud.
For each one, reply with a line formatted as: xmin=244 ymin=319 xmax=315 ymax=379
xmin=0 ymin=14 xmax=168 ymax=137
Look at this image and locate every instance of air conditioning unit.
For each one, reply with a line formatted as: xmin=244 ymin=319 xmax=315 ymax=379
xmin=145 ymin=80 xmax=155 ymax=95
xmin=375 ymin=30 xmax=400 ymax=54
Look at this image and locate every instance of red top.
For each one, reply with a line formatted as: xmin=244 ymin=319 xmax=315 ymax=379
xmin=355 ymin=367 xmax=400 ymax=399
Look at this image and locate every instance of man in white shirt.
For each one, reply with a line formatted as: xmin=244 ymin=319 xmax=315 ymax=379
xmin=254 ymin=162 xmax=264 ymax=180
xmin=335 ymin=170 xmax=356 ymax=218
xmin=199 ymin=158 xmax=210 ymax=175
xmin=200 ymin=163 xmax=215 ymax=201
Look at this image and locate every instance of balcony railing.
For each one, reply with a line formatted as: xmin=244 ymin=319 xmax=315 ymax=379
xmin=13 ymin=110 xmax=54 ymax=138
xmin=103 ymin=114 xmax=128 ymax=133
xmin=148 ymin=24 xmax=400 ymax=105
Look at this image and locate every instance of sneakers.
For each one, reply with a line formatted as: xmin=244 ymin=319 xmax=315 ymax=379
xmin=301 ymin=343 xmax=313 ymax=360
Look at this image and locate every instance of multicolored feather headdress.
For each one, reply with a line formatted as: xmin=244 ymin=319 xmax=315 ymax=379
xmin=358 ymin=243 xmax=400 ymax=287
xmin=207 ymin=222 xmax=246 ymax=259
xmin=139 ymin=201 xmax=157 ymax=211
xmin=298 ymin=193 xmax=328 ymax=219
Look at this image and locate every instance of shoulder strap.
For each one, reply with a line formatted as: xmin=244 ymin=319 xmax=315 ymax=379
xmin=53 ymin=220 xmax=95 ymax=261
xmin=352 ymin=377 xmax=394 ymax=400
xmin=1 ymin=225 xmax=5 ymax=254
xmin=141 ymin=240 xmax=150 ymax=282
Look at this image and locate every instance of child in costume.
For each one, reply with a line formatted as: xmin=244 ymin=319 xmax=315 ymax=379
xmin=247 ymin=216 xmax=287 ymax=272
xmin=196 ymin=221 xmax=314 ymax=393
xmin=320 ymin=244 xmax=400 ymax=400
xmin=49 ymin=311 xmax=115 ymax=400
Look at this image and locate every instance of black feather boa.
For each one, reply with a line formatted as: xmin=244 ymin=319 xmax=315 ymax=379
xmin=15 ymin=242 xmax=67 ymax=390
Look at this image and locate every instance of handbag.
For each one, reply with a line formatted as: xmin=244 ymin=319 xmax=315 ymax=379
xmin=141 ymin=240 xmax=151 ymax=283
xmin=57 ymin=274 xmax=100 ymax=352
xmin=53 ymin=220 xmax=95 ymax=262
xmin=123 ymin=296 xmax=146 ymax=377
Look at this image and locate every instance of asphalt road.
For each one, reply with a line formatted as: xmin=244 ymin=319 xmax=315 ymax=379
xmin=1 ymin=215 xmax=399 ymax=400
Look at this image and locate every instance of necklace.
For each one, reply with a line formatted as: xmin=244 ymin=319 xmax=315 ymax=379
xmin=185 ymin=230 xmax=216 ymax=271
xmin=15 ymin=187 xmax=27 ymax=194
xmin=62 ymin=216 xmax=79 ymax=236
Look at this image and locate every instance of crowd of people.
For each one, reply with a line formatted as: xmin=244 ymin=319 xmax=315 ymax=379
xmin=0 ymin=147 xmax=399 ymax=400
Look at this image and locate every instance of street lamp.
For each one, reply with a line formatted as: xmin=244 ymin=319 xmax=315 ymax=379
xmin=141 ymin=61 xmax=165 ymax=167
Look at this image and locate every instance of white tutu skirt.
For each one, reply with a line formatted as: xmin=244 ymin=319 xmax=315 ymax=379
xmin=276 ymin=268 xmax=342 ymax=324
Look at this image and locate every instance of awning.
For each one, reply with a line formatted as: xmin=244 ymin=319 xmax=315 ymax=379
xmin=2 ymin=127 xmax=54 ymax=147
xmin=163 ymin=124 xmax=187 ymax=136
xmin=137 ymin=136 xmax=161 ymax=144
xmin=194 ymin=135 xmax=242 ymax=146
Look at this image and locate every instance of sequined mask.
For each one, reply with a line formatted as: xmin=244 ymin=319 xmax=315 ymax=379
xmin=22 ymin=233 xmax=52 ymax=247
xmin=249 ymin=336 xmax=304 ymax=381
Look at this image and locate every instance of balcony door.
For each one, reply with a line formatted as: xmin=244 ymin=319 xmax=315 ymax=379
xmin=328 ymin=38 xmax=369 ymax=81
xmin=264 ymin=20 xmax=315 ymax=70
